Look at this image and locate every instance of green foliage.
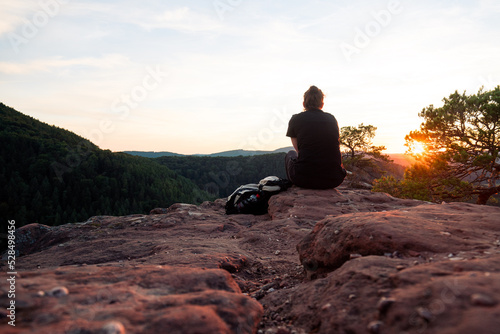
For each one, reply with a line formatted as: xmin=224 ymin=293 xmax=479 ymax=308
xmin=0 ymin=103 xmax=213 ymax=246
xmin=155 ymin=154 xmax=287 ymax=198
xmin=339 ymin=124 xmax=391 ymax=184
xmin=342 ymin=154 xmax=377 ymax=172
xmin=376 ymin=86 xmax=500 ymax=204
xmin=373 ymin=176 xmax=430 ymax=202
xmin=340 ymin=123 xmax=387 ymax=159
xmin=373 ymin=161 xmax=474 ymax=203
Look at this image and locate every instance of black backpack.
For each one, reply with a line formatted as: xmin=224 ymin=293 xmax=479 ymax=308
xmin=225 ymin=176 xmax=292 ymax=215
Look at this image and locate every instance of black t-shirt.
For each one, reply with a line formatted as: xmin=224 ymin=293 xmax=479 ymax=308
xmin=286 ymin=109 xmax=344 ymax=188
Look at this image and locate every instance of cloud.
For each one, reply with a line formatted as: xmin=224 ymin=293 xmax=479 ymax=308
xmin=0 ymin=54 xmax=132 ymax=74
xmin=2 ymin=0 xmax=499 ymax=154
xmin=62 ymin=3 xmax=224 ymax=34
xmin=144 ymin=7 xmax=223 ymax=32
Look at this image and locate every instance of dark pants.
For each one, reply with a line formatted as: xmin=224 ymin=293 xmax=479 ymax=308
xmin=285 ymin=150 xmax=298 ymax=183
xmin=285 ymin=150 xmax=346 ymax=189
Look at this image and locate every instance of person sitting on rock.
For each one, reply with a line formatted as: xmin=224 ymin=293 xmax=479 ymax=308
xmin=285 ymin=85 xmax=346 ymax=189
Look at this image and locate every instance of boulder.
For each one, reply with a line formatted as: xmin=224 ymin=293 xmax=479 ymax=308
xmin=14 ymin=223 xmax=51 ymax=256
xmin=297 ymin=202 xmax=500 ymax=276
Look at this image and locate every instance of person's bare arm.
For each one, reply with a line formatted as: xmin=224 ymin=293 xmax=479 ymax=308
xmin=291 ymin=137 xmax=299 ymax=154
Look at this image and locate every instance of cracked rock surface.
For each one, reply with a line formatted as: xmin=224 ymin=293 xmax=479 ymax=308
xmin=2 ymin=186 xmax=500 ymax=333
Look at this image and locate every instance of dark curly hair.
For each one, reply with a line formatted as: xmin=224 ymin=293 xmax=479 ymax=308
xmin=303 ymin=86 xmax=324 ymax=110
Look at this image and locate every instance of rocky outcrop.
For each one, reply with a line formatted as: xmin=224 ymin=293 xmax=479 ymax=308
xmin=2 ymin=186 xmax=500 ymax=333
xmin=297 ymin=202 xmax=500 ymax=276
xmin=342 ymin=156 xmax=406 ymax=190
xmin=283 ymin=202 xmax=500 ymax=333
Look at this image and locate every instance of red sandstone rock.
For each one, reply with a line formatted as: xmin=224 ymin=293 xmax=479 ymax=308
xmin=0 ymin=265 xmax=263 ymax=334
xmin=267 ymin=186 xmax=422 ymax=221
xmin=262 ymin=255 xmax=500 ymax=333
xmin=297 ymin=202 xmax=500 ymax=275
xmin=13 ymin=223 xmax=51 ymax=256
xmin=2 ymin=187 xmax=500 ymax=333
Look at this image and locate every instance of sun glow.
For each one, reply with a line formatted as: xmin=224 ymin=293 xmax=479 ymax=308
xmin=409 ymin=141 xmax=427 ymax=155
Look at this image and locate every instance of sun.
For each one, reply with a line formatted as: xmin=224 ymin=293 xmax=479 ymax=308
xmin=411 ymin=141 xmax=426 ymax=155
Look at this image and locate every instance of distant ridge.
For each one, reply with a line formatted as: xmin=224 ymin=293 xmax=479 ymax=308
xmin=122 ymin=151 xmax=184 ymax=158
xmin=123 ymin=149 xmax=415 ymax=167
xmin=123 ymin=147 xmax=294 ymax=158
xmin=123 ymin=148 xmax=415 ymax=167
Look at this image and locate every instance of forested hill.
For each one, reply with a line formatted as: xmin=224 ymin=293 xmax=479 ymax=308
xmin=0 ymin=103 xmax=213 ymax=241
xmin=155 ymin=154 xmax=288 ymax=198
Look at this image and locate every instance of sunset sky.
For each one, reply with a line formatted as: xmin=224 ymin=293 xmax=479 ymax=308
xmin=1 ymin=0 xmax=499 ymax=154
